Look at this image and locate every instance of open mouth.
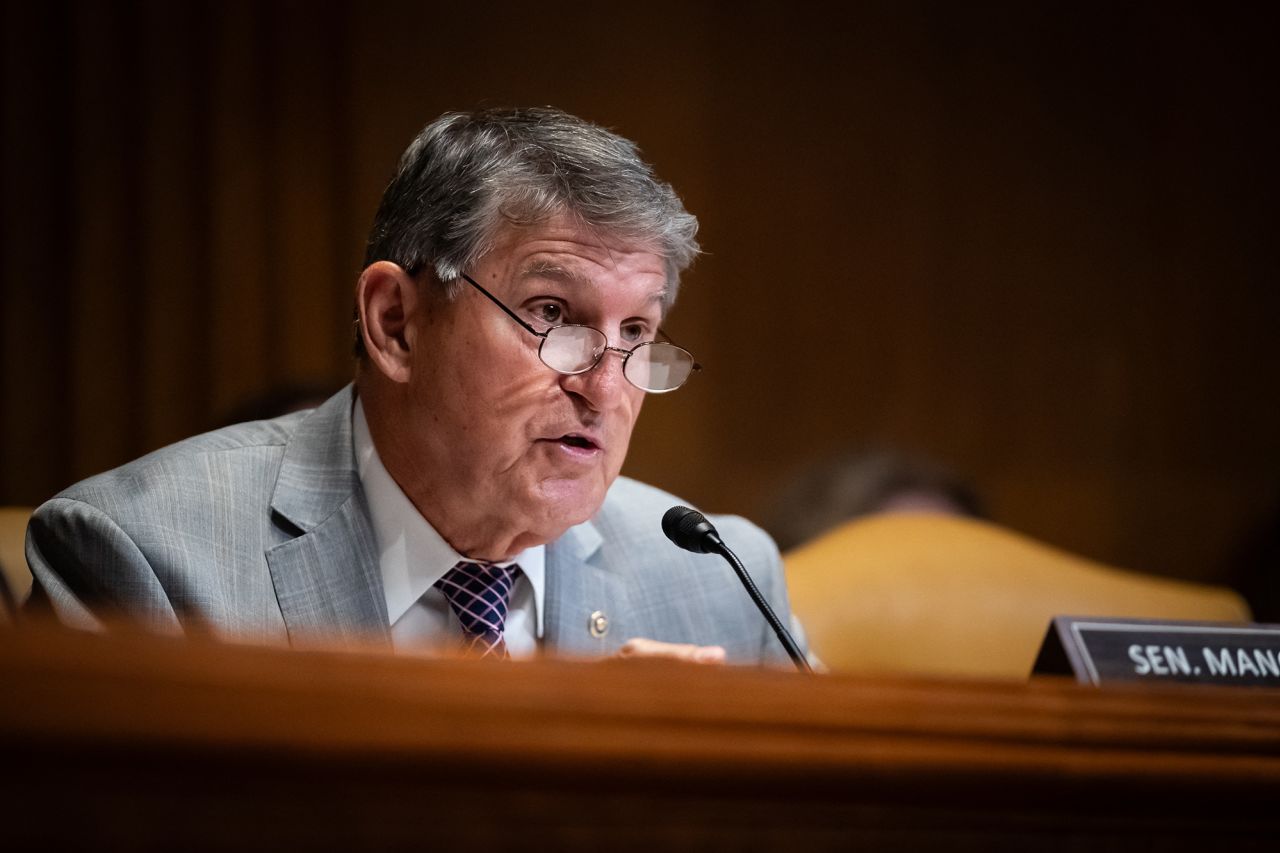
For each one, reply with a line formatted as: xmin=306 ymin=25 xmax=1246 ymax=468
xmin=559 ymin=434 xmax=599 ymax=451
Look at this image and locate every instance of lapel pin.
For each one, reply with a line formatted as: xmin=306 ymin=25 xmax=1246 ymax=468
xmin=588 ymin=610 xmax=609 ymax=639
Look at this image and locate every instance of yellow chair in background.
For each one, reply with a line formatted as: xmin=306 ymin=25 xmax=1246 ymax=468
xmin=785 ymin=513 xmax=1251 ymax=680
xmin=0 ymin=507 xmax=34 ymax=623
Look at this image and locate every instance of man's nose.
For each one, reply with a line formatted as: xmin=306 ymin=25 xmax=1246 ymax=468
xmin=561 ymin=347 xmax=630 ymax=410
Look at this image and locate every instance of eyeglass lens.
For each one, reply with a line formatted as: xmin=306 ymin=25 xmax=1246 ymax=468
xmin=541 ymin=326 xmax=693 ymax=392
xmin=540 ymin=326 xmax=606 ymax=374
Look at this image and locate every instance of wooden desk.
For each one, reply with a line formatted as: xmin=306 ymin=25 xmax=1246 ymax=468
xmin=2 ymin=624 xmax=1277 ymax=850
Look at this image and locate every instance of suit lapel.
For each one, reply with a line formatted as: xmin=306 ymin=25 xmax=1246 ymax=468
xmin=265 ymin=387 xmax=390 ymax=647
xmin=544 ymin=518 xmax=633 ymax=658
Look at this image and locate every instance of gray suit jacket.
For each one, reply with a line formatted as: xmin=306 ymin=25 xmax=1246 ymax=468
xmin=27 ymin=387 xmax=802 ymax=665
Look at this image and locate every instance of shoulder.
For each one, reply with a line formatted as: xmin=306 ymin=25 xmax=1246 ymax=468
xmin=41 ymin=411 xmax=309 ymax=521
xmin=595 ymin=476 xmax=778 ymax=564
xmin=588 ymin=477 xmax=795 ymax=664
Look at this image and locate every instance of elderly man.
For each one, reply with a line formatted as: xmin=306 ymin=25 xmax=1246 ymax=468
xmin=26 ymin=107 xmax=801 ymax=665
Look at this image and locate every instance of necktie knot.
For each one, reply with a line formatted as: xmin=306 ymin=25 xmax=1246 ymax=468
xmin=435 ymin=561 xmax=520 ymax=658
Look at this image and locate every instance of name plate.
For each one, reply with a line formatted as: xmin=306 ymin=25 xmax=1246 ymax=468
xmin=1032 ymin=616 xmax=1280 ymax=687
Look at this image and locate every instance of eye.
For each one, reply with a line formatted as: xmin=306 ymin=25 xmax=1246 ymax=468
xmin=530 ymin=301 xmax=564 ymax=327
xmin=620 ymin=321 xmax=652 ymax=344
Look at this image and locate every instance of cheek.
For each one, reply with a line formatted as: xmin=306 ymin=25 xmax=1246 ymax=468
xmin=439 ymin=339 xmax=544 ymax=417
xmin=618 ymin=390 xmax=645 ymax=432
xmin=605 ymin=395 xmax=644 ymax=465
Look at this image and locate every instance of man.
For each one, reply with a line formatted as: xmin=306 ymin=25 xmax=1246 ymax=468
xmin=26 ymin=107 xmax=802 ymax=666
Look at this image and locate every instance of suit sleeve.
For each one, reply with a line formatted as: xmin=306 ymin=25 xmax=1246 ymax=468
xmin=767 ymin=543 xmax=807 ymax=665
xmin=723 ymin=517 xmax=811 ymax=667
xmin=752 ymin=536 xmax=826 ymax=671
xmin=25 ymin=497 xmax=181 ymax=632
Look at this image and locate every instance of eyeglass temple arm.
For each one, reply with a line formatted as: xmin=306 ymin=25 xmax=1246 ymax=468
xmin=459 ymin=273 xmax=545 ymax=338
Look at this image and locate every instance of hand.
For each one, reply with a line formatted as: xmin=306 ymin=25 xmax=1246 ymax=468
xmin=616 ymin=637 xmax=726 ymax=664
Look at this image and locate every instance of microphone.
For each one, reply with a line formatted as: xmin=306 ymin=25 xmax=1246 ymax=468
xmin=662 ymin=506 xmax=813 ymax=673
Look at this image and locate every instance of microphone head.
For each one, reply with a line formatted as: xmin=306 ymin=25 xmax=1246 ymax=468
xmin=662 ymin=505 xmax=722 ymax=554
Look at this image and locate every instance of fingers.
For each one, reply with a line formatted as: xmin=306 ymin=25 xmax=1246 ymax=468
xmin=616 ymin=637 xmax=727 ymax=664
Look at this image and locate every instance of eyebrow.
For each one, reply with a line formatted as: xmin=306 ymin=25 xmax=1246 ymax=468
xmin=518 ymin=260 xmax=589 ymax=285
xmin=518 ymin=260 xmax=669 ymax=307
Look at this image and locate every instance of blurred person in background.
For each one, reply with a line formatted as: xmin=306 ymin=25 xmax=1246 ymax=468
xmin=764 ymin=448 xmax=986 ymax=553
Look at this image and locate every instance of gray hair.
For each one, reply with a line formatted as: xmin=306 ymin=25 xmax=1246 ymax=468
xmin=363 ymin=107 xmax=700 ymax=304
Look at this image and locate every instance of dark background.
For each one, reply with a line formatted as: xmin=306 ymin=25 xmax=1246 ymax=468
xmin=2 ymin=2 xmax=1276 ymax=596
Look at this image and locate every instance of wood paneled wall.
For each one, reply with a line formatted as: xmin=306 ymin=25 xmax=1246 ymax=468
xmin=2 ymin=2 xmax=1276 ymax=588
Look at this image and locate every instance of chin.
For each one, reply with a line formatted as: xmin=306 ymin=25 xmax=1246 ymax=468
xmin=535 ymin=476 xmax=609 ymax=529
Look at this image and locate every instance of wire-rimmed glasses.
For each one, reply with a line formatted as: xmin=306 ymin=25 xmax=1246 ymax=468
xmin=459 ymin=273 xmax=700 ymax=394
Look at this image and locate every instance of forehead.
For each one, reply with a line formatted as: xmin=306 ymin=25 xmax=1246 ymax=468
xmin=486 ymin=218 xmax=668 ymax=289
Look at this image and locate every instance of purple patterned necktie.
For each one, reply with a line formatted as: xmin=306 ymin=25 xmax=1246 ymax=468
xmin=434 ymin=561 xmax=521 ymax=659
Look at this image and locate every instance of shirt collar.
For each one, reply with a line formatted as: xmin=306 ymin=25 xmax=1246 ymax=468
xmin=352 ymin=398 xmax=545 ymax=632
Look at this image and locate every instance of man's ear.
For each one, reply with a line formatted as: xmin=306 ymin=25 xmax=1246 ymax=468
xmin=356 ymin=261 xmax=419 ymax=384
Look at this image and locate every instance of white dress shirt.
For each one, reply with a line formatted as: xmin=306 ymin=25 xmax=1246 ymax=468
xmin=352 ymin=400 xmax=545 ymax=657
